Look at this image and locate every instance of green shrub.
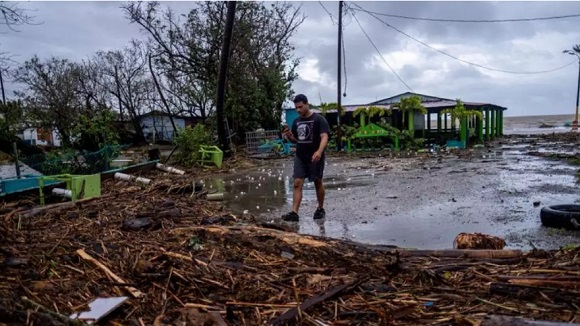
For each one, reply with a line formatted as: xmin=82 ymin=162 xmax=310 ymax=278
xmin=173 ymin=124 xmax=216 ymax=167
xmin=71 ymin=110 xmax=120 ymax=151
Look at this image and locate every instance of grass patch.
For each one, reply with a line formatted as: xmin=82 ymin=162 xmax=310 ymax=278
xmin=547 ymin=227 xmax=569 ymax=236
xmin=0 ymin=151 xmax=13 ymax=164
xmin=568 ymin=158 xmax=580 ymax=166
xmin=562 ymin=243 xmax=579 ymax=250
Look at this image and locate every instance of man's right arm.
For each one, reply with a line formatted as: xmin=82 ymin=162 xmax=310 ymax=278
xmin=284 ymin=123 xmax=297 ymax=143
xmin=285 ymin=132 xmax=297 ymax=143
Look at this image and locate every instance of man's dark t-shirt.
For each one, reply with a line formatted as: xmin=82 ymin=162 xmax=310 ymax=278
xmin=291 ymin=113 xmax=331 ymax=163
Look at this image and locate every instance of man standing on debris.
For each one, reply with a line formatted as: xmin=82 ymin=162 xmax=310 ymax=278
xmin=281 ymin=94 xmax=330 ymax=221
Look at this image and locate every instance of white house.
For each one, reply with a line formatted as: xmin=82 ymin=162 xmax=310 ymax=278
xmin=18 ymin=128 xmax=62 ymax=147
xmin=138 ymin=110 xmax=200 ymax=142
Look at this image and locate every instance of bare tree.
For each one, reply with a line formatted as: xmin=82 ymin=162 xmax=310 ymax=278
xmin=0 ymin=1 xmax=35 ymax=31
xmin=123 ymin=1 xmax=305 ymax=142
xmin=13 ymin=56 xmax=83 ymax=147
xmin=0 ymin=2 xmax=38 ymax=103
xmin=91 ymin=40 xmax=156 ymax=142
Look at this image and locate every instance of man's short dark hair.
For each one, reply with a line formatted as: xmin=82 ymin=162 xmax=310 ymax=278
xmin=293 ymin=94 xmax=308 ymax=104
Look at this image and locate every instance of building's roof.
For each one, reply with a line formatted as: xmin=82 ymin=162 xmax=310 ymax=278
xmin=137 ymin=110 xmax=202 ymax=120
xmin=305 ymin=92 xmax=506 ymax=113
xmin=370 ymin=92 xmax=455 ymax=105
xmin=370 ymin=92 xmax=506 ymax=110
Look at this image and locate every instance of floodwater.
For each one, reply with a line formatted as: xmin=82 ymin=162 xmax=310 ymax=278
xmin=202 ymin=136 xmax=580 ymax=250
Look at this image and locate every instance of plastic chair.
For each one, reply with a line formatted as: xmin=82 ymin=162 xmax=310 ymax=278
xmin=198 ymin=145 xmax=223 ymax=168
xmin=38 ymin=174 xmax=101 ymax=205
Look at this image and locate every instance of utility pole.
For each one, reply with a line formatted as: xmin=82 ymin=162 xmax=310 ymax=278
xmin=336 ymin=0 xmax=343 ymax=151
xmin=575 ymin=59 xmax=580 ymax=131
xmin=216 ymin=1 xmax=236 ymax=157
xmin=0 ymin=67 xmax=6 ymax=105
xmin=564 ymin=46 xmax=580 ymax=131
xmin=113 ymin=65 xmax=123 ymax=120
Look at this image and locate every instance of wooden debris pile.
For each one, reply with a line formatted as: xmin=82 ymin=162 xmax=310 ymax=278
xmin=454 ymin=232 xmax=506 ymax=250
xmin=1 ymin=175 xmax=580 ymax=325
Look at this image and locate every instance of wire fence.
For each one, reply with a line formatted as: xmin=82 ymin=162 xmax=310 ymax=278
xmin=245 ymin=130 xmax=280 ymax=155
xmin=19 ymin=144 xmax=128 ymax=176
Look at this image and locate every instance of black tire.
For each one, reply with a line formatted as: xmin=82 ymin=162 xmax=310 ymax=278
xmin=540 ymin=204 xmax=580 ymax=230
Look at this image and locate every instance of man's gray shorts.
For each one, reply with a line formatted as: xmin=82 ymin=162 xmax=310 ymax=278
xmin=293 ymin=155 xmax=325 ymax=182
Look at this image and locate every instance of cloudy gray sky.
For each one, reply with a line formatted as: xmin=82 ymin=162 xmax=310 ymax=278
xmin=2 ymin=1 xmax=580 ymax=117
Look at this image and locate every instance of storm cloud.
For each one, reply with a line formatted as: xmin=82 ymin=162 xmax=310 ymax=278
xmin=1 ymin=1 xmax=580 ymax=116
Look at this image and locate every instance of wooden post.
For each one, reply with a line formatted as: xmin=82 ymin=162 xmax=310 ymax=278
xmin=215 ymin=1 xmax=237 ymax=157
xmin=477 ymin=112 xmax=483 ymax=143
xmin=336 ymin=0 xmax=343 ymax=150
xmin=460 ymin=117 xmax=468 ymax=148
xmin=499 ymin=110 xmax=503 ymax=136
xmin=485 ymin=107 xmax=489 ymax=140
xmin=491 ymin=109 xmax=496 ymax=138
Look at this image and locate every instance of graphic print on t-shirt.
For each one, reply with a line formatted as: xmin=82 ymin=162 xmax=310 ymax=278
xmin=296 ymin=120 xmax=313 ymax=143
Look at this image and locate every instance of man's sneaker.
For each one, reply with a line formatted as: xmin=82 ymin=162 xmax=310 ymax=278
xmin=282 ymin=211 xmax=300 ymax=222
xmin=313 ymin=207 xmax=326 ymax=220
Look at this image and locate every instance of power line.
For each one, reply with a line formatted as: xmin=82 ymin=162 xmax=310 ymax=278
xmin=319 ymin=1 xmax=353 ymax=27
xmin=319 ymin=1 xmax=349 ymax=95
xmin=318 ymin=1 xmax=336 ymax=24
xmin=349 ymin=2 xmax=578 ymax=75
xmin=350 ymin=4 xmax=580 ymax=23
xmin=349 ymin=9 xmax=414 ymax=92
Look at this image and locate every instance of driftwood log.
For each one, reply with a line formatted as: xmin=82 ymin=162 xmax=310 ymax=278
xmin=482 ymin=315 xmax=580 ymax=326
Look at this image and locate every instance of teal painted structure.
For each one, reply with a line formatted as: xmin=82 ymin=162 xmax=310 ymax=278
xmin=283 ymin=108 xmax=299 ymax=127
xmin=0 ymin=175 xmax=59 ymax=196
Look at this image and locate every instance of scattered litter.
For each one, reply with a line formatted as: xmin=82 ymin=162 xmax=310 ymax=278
xmin=70 ymin=297 xmax=128 ymax=324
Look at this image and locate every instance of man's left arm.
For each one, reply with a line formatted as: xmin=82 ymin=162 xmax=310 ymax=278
xmin=313 ymin=116 xmax=331 ymax=162
xmin=318 ymin=132 xmax=329 ymax=153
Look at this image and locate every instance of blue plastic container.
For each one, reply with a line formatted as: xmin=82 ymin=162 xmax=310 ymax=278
xmin=446 ymin=140 xmax=466 ymax=149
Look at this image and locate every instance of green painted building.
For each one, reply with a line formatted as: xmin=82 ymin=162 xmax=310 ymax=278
xmin=316 ymin=92 xmax=507 ymax=146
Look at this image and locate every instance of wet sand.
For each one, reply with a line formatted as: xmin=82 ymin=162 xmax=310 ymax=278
xmin=204 ymin=134 xmax=580 ymax=250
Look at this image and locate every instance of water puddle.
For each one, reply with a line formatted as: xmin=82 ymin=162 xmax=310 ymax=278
xmin=201 ymin=158 xmax=381 ymax=216
xmin=203 ymin=148 xmax=580 ymax=250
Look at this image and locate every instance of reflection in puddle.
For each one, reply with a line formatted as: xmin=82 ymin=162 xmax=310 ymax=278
xmin=201 ymin=161 xmax=381 ymax=217
xmin=200 ymin=146 xmax=580 ymax=250
xmin=201 ymin=167 xmax=292 ymax=215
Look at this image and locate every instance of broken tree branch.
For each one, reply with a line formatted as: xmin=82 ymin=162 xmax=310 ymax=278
xmin=76 ymin=249 xmax=144 ymax=298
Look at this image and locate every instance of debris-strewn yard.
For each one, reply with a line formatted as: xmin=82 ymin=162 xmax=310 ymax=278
xmin=1 ymin=171 xmax=579 ymax=326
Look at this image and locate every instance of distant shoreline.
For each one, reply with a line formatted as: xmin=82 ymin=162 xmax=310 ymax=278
xmin=504 ymin=113 xmax=575 ymax=119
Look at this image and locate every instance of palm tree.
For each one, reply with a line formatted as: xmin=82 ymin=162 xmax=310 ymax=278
xmin=391 ymin=95 xmax=427 ymax=134
xmin=353 ymin=105 xmax=391 ymax=127
xmin=563 ymin=45 xmax=580 ymax=129
xmin=440 ymin=99 xmax=483 ymax=146
xmin=318 ymin=102 xmax=346 ymax=116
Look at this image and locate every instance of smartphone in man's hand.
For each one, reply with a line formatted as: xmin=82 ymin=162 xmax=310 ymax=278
xmin=281 ymin=123 xmax=292 ymax=139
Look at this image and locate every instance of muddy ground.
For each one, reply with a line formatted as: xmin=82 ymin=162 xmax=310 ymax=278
xmin=201 ymin=135 xmax=580 ymax=250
